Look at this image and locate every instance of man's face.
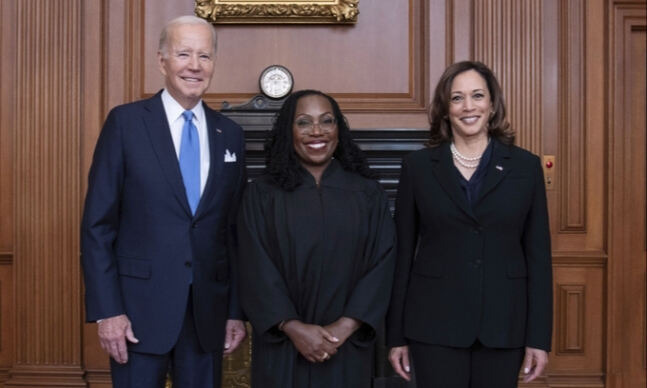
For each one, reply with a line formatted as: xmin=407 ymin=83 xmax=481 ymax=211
xmin=158 ymin=23 xmax=215 ymax=109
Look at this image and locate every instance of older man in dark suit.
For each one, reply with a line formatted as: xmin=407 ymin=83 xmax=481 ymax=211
xmin=81 ymin=15 xmax=246 ymax=387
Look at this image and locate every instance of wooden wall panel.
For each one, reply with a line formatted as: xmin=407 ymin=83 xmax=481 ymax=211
xmin=557 ymin=284 xmax=585 ymax=354
xmin=3 ymin=0 xmax=84 ymax=386
xmin=445 ymin=0 xmax=473 ymax=64
xmin=558 ymin=0 xmax=587 ymax=233
xmin=549 ymin=263 xmax=605 ymax=386
xmin=607 ymin=2 xmax=647 ymax=388
xmin=550 ymin=0 xmax=606 ymax=254
xmin=473 ymin=0 xmax=543 ymax=154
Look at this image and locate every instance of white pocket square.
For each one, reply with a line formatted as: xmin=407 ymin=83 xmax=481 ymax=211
xmin=224 ymin=149 xmax=237 ymax=163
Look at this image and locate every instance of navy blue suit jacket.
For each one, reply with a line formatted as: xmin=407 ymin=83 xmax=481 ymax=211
xmin=81 ymin=91 xmax=246 ymax=354
xmin=386 ymin=140 xmax=553 ymax=352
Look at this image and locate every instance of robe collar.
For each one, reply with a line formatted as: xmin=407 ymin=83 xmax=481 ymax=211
xmin=298 ymin=158 xmax=342 ymax=188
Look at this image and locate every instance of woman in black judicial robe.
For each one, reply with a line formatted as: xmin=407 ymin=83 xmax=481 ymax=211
xmin=237 ymin=90 xmax=396 ymax=388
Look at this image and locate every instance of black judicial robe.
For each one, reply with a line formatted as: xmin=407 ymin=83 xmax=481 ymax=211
xmin=237 ymin=160 xmax=396 ymax=388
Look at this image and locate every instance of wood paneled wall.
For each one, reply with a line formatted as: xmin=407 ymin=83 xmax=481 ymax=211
xmin=0 ymin=0 xmax=644 ymax=387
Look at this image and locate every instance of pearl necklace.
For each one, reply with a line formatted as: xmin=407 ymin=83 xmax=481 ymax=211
xmin=450 ymin=142 xmax=484 ymax=169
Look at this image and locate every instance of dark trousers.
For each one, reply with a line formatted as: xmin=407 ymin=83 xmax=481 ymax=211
xmin=110 ymin=290 xmax=220 ymax=388
xmin=409 ymin=340 xmax=524 ymax=388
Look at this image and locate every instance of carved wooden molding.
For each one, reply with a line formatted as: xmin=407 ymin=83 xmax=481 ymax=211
xmin=5 ymin=366 xmax=85 ymax=387
xmin=545 ymin=371 xmax=605 ymax=386
xmin=0 ymin=0 xmax=14 ymax=257
xmin=195 ymin=0 xmax=359 ymax=24
xmin=552 ymin=251 xmax=607 ymax=267
xmin=0 ymin=253 xmax=11 ymax=265
xmin=557 ymin=284 xmax=586 ymax=354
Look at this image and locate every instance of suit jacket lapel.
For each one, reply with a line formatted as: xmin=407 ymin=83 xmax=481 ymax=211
xmin=431 ymin=143 xmax=478 ymax=222
xmin=142 ymin=92 xmax=192 ymax=217
xmin=474 ymin=139 xmax=512 ymax=206
xmin=194 ymin=103 xmax=225 ymax=217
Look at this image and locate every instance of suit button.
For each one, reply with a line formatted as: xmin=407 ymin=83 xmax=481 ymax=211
xmin=192 ymin=222 xmax=198 ymax=229
xmin=472 ymin=227 xmax=481 ymax=235
xmin=474 ymin=259 xmax=482 ymax=267
xmin=185 ymin=261 xmax=192 ymax=267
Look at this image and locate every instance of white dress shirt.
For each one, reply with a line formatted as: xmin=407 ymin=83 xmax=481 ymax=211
xmin=161 ymin=89 xmax=211 ymax=195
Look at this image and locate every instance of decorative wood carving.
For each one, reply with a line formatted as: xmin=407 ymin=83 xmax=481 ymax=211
xmin=4 ymin=1 xmax=84 ymax=386
xmin=557 ymin=284 xmax=585 ymax=354
xmin=221 ymin=324 xmax=252 ymax=387
xmin=558 ymin=0 xmax=587 ymax=233
xmin=195 ymin=0 xmax=360 ymax=24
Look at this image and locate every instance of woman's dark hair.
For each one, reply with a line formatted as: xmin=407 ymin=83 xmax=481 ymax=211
xmin=427 ymin=61 xmax=515 ymax=147
xmin=265 ymin=89 xmax=374 ymax=191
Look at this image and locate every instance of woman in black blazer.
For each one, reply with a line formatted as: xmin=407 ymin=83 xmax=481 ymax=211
xmin=386 ymin=61 xmax=552 ymax=387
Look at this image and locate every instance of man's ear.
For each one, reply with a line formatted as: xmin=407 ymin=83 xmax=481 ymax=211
xmin=158 ymin=52 xmax=167 ymax=76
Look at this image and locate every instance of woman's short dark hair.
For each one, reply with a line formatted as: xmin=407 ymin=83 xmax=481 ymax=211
xmin=265 ymin=89 xmax=374 ymax=191
xmin=427 ymin=61 xmax=515 ymax=147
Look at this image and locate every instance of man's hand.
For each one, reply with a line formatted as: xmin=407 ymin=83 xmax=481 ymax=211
xmin=282 ymin=320 xmax=339 ymax=363
xmin=323 ymin=317 xmax=360 ymax=349
xmin=223 ymin=319 xmax=247 ymax=355
xmin=522 ymin=346 xmax=549 ymax=383
xmin=97 ymin=314 xmax=139 ymax=364
xmin=388 ymin=346 xmax=411 ymax=381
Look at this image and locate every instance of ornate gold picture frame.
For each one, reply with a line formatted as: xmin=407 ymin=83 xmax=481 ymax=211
xmin=195 ymin=0 xmax=359 ymax=24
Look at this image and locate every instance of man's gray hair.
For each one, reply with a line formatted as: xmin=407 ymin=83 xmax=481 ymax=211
xmin=158 ymin=15 xmax=217 ymax=57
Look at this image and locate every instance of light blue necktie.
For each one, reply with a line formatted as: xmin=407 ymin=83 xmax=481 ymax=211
xmin=179 ymin=110 xmax=200 ymax=215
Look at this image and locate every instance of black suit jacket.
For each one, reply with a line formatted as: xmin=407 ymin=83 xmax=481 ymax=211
xmin=386 ymin=140 xmax=552 ymax=351
xmin=81 ymin=91 xmax=246 ymax=354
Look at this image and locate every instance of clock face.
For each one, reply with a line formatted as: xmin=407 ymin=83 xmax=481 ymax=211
xmin=259 ymin=65 xmax=293 ymax=99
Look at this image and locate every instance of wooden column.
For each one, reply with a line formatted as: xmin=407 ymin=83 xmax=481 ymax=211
xmin=607 ymin=2 xmax=647 ymax=387
xmin=4 ymin=0 xmax=85 ymax=386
